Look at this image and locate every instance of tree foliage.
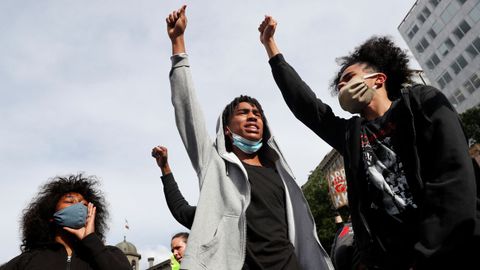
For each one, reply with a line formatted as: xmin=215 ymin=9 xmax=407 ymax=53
xmin=460 ymin=106 xmax=480 ymax=144
xmin=301 ymin=166 xmax=337 ymax=255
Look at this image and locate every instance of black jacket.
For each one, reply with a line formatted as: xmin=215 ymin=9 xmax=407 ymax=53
xmin=1 ymin=234 xmax=131 ymax=270
xmin=269 ymin=53 xmax=480 ymax=269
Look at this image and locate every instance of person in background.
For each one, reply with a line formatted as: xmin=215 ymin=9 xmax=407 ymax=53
xmin=258 ymin=15 xmax=479 ymax=270
xmin=152 ymin=145 xmax=195 ymax=229
xmin=0 ymin=174 xmax=131 ymax=270
xmin=171 ymin=232 xmax=189 ymax=265
xmin=330 ymin=210 xmax=355 ymax=270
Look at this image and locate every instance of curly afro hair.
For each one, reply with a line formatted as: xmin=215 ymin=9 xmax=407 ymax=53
xmin=20 ymin=173 xmax=108 ymax=252
xmin=331 ymin=36 xmax=412 ymax=100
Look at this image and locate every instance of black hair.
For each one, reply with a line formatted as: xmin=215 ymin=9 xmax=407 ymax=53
xmin=331 ymin=36 xmax=412 ymax=100
xmin=171 ymin=232 xmax=189 ymax=242
xmin=20 ymin=173 xmax=108 ymax=252
xmin=221 ymin=95 xmax=269 ymax=152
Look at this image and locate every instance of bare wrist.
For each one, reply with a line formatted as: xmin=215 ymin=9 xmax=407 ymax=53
xmin=161 ymin=164 xmax=171 ymax=176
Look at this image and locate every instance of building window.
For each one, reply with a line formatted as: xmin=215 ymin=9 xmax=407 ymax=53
xmin=408 ymin=24 xmax=419 ymax=39
xmin=429 ymin=0 xmax=441 ymax=7
xmin=466 ymin=38 xmax=480 ymax=59
xmin=450 ymin=54 xmax=468 ymax=75
xmin=427 ymin=29 xmax=437 ymax=39
xmin=437 ymin=71 xmax=453 ymax=88
xmin=422 ymin=7 xmax=432 ymax=18
xmin=415 ymin=37 xmax=430 ymax=53
xmin=452 ymin=20 xmax=471 ymax=41
xmin=418 ymin=7 xmax=432 ymax=24
xmin=457 ymin=0 xmax=466 ymax=4
xmin=470 ymin=2 xmax=480 ymax=22
xmin=454 ymin=89 xmax=466 ymax=103
xmin=417 ymin=14 xmax=427 ymax=24
xmin=463 ymin=74 xmax=480 ymax=94
xmin=432 ymin=20 xmax=445 ymax=35
xmin=438 ymin=38 xmax=455 ymax=57
xmin=441 ymin=2 xmax=460 ymax=23
xmin=448 ymin=96 xmax=458 ymax=106
xmin=426 ymin=53 xmax=441 ymax=69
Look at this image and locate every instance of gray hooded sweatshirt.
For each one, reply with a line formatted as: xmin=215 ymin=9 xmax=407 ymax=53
xmin=169 ymin=53 xmax=333 ymax=270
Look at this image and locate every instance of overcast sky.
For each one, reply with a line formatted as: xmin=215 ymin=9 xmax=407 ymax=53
xmin=0 ymin=0 xmax=418 ymax=268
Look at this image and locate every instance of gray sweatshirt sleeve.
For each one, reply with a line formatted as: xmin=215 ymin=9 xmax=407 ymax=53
xmin=169 ymin=54 xmax=213 ymax=184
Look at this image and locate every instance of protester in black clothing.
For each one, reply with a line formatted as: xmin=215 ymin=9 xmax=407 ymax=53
xmin=152 ymin=145 xmax=195 ymax=229
xmin=258 ymin=15 xmax=479 ymax=270
xmin=1 ymin=174 xmax=130 ymax=270
xmin=330 ymin=212 xmax=355 ymax=270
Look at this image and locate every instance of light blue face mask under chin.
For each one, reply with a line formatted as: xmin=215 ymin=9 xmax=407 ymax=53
xmin=53 ymin=202 xmax=88 ymax=229
xmin=231 ymin=132 xmax=263 ymax=154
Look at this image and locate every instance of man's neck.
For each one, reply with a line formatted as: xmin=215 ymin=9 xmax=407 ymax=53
xmin=362 ymin=89 xmax=392 ymax=121
xmin=232 ymin=148 xmax=263 ymax=166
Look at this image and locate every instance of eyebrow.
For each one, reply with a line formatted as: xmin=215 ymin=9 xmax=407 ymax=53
xmin=340 ymin=71 xmax=355 ymax=82
xmin=236 ymin=108 xmax=259 ymax=113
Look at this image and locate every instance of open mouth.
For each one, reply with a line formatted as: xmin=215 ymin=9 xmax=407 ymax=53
xmin=244 ymin=123 xmax=260 ymax=132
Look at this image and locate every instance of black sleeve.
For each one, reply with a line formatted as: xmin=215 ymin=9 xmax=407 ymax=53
xmin=410 ymin=85 xmax=479 ymax=267
xmin=81 ymin=233 xmax=131 ymax=270
xmin=268 ymin=54 xmax=348 ymax=154
xmin=162 ymin=173 xmax=196 ymax=229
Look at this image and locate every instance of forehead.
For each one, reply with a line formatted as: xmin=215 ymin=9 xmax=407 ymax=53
xmin=340 ymin=63 xmax=370 ymax=80
xmin=235 ymin=102 xmax=258 ymax=111
xmin=171 ymin=237 xmax=186 ymax=247
xmin=60 ymin=192 xmax=85 ymax=201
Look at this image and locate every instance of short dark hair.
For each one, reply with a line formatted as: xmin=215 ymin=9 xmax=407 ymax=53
xmin=171 ymin=232 xmax=189 ymax=242
xmin=222 ymin=95 xmax=265 ymax=128
xmin=20 ymin=173 xmax=108 ymax=252
xmin=221 ymin=95 xmax=269 ymax=151
xmin=331 ymin=36 xmax=412 ymax=100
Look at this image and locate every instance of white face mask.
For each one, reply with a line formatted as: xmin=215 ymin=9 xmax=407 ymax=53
xmin=338 ymin=73 xmax=379 ymax=114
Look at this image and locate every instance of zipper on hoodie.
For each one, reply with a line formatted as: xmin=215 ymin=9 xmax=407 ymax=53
xmin=66 ymin=255 xmax=71 ymax=270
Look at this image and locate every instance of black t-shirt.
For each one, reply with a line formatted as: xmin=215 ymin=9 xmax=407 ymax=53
xmin=242 ymin=162 xmax=299 ymax=270
xmin=360 ymin=100 xmax=419 ymax=267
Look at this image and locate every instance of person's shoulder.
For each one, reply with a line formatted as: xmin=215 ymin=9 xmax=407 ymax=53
xmin=1 ymin=250 xmax=39 ymax=270
xmin=405 ymin=84 xmax=444 ymax=101
xmin=104 ymin=244 xmax=127 ymax=255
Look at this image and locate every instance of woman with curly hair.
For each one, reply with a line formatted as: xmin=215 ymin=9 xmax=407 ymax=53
xmin=1 ymin=174 xmax=130 ymax=270
xmin=258 ymin=16 xmax=479 ymax=270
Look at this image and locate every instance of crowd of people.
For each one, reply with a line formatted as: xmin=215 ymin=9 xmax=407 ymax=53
xmin=2 ymin=4 xmax=479 ymax=270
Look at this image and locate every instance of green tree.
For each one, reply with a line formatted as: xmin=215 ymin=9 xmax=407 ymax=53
xmin=459 ymin=106 xmax=480 ymax=144
xmin=301 ymin=166 xmax=337 ymax=254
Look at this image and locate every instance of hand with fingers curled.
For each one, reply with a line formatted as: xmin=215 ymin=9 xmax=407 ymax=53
xmin=152 ymin=145 xmax=171 ymax=175
xmin=166 ymin=5 xmax=187 ymax=41
xmin=258 ymin=15 xmax=277 ymax=45
xmin=258 ymin=15 xmax=280 ymax=59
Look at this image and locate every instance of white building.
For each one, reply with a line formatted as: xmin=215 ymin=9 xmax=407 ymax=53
xmin=398 ymin=0 xmax=480 ymax=113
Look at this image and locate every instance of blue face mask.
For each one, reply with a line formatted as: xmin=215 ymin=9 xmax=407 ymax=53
xmin=231 ymin=132 xmax=263 ymax=154
xmin=53 ymin=203 xmax=88 ymax=229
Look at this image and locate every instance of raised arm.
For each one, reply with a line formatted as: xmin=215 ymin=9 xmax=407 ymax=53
xmin=152 ymin=146 xmax=196 ymax=229
xmin=167 ymin=6 xmax=214 ymax=180
xmin=258 ymin=16 xmax=348 ymax=153
xmin=259 ymin=16 xmax=280 ymax=59
xmin=167 ymin=5 xmax=187 ymax=55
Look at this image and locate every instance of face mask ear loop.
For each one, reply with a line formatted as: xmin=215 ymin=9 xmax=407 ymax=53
xmin=363 ymin=73 xmax=381 ymax=89
xmin=362 ymin=73 xmax=381 ymax=79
